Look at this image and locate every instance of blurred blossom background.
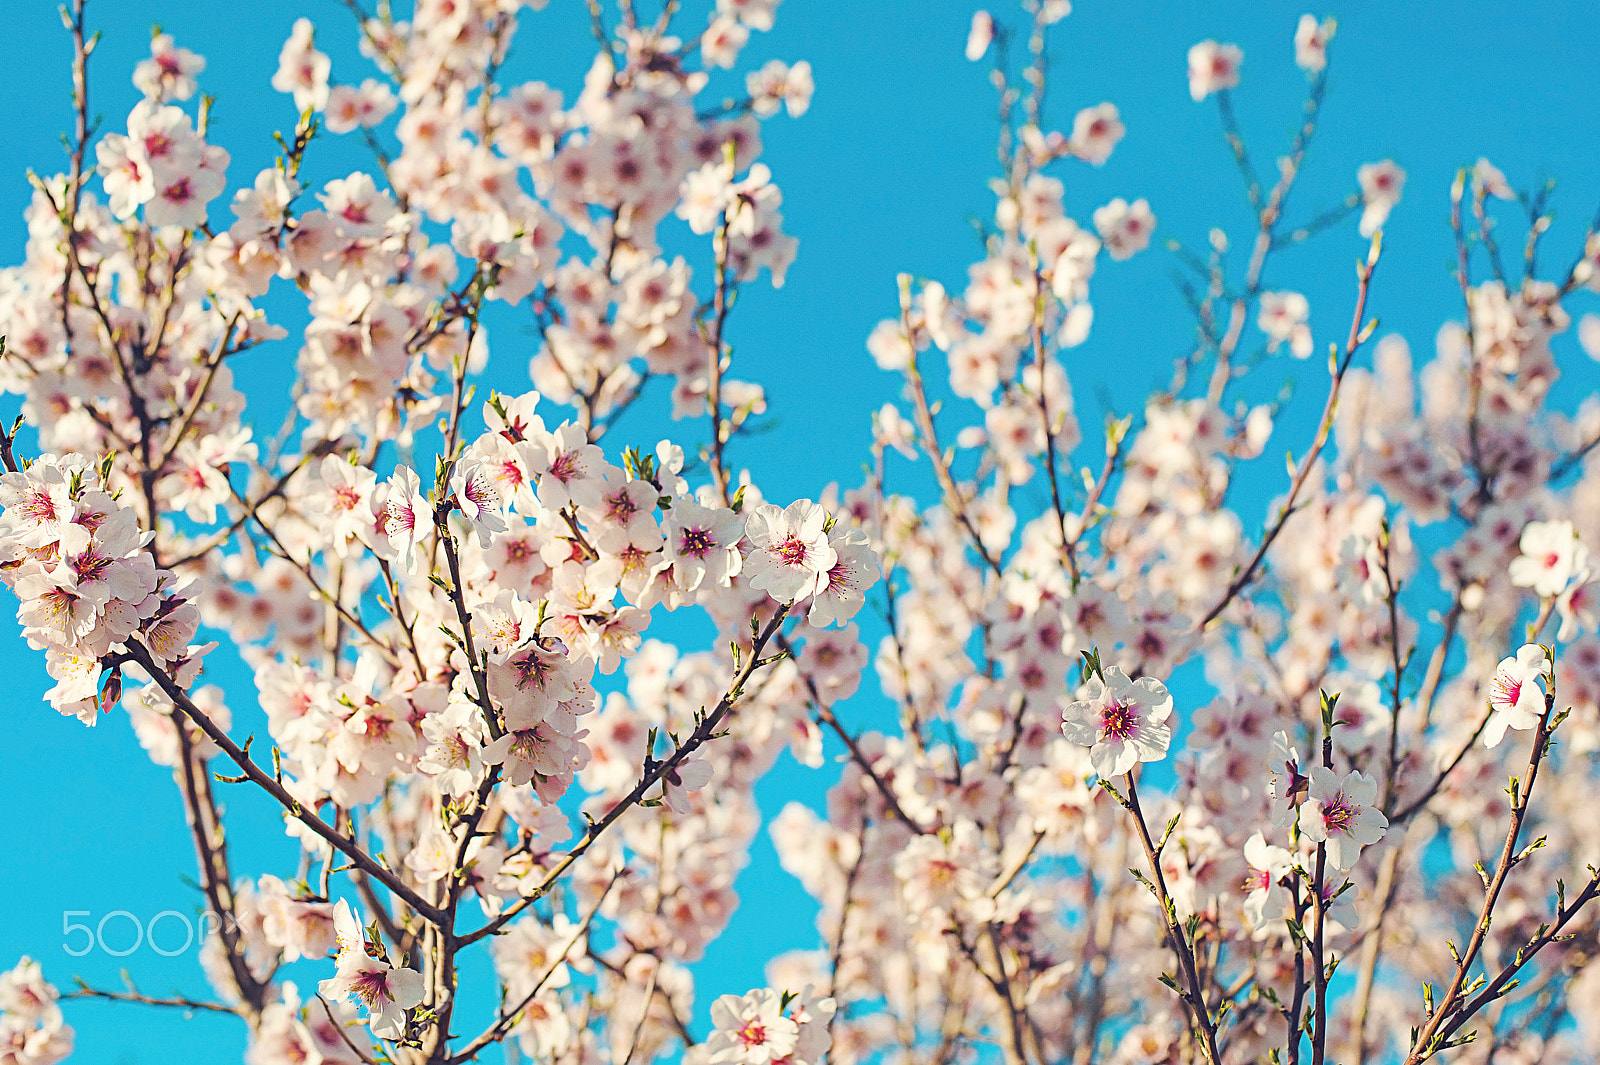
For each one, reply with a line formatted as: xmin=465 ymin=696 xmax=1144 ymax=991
xmin=2 ymin=0 xmax=1600 ymax=1059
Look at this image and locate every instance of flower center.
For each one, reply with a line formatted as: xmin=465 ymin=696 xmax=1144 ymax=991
xmin=464 ymin=472 xmax=500 ymax=511
xmin=69 ymin=549 xmax=112 ymax=585
xmin=350 ymin=969 xmax=394 ymax=1008
xmin=386 ymin=500 xmax=417 ymax=534
xmin=1493 ymin=674 xmax=1523 ymax=706
xmin=605 ymin=491 xmax=637 ymax=523
xmin=20 ymin=488 xmax=59 ymax=524
xmin=1321 ymin=794 xmax=1357 ymax=835
xmin=548 ymin=451 xmax=580 ymax=482
xmin=1100 ymin=699 xmax=1137 ymax=741
xmin=679 ymin=526 xmax=715 ymax=557
xmin=774 ymin=534 xmax=809 ymax=567
xmin=512 ymin=649 xmax=554 ymax=691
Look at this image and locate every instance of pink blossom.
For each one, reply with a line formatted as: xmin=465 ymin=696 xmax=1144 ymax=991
xmin=271 ymin=18 xmax=331 ymax=113
xmin=1093 ymin=197 xmax=1155 ymax=260
xmin=1358 ymin=159 xmax=1406 ymax=237
xmin=1509 ymin=519 xmax=1586 ymax=598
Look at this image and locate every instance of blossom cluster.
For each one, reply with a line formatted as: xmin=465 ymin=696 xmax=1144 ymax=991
xmin=2 ymin=2 xmax=1599 ymax=1064
xmin=0 ymin=453 xmax=210 ymax=724
xmin=0 ymin=958 xmax=72 ymax=1065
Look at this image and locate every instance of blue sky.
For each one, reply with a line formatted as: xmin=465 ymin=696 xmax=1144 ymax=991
xmin=3 ymin=1 xmax=1600 ymax=1060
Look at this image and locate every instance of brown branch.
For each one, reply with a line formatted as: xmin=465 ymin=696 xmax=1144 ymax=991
xmin=1204 ymin=69 xmax=1328 ymax=406
xmin=449 ymin=870 xmax=621 ymax=1063
xmin=456 ymin=606 xmax=792 ymax=947
xmin=122 ymin=638 xmax=447 ymax=926
xmin=1027 ymin=259 xmax=1073 ymax=585
xmin=67 ymin=983 xmax=238 ymax=1017
xmin=776 ymin=631 xmax=931 ymax=833
xmin=164 ymin=451 xmax=323 ymax=569
xmin=171 ymin=706 xmax=266 ymax=1020
xmin=1403 ymin=690 xmax=1558 ymax=1064
xmin=1197 ymin=232 xmax=1382 ymax=630
xmin=1120 ymin=774 xmax=1222 ymax=1065
xmin=1431 ymin=867 xmax=1600 ymax=1051
xmin=898 ymin=275 xmax=1003 ymax=578
xmin=704 ymin=190 xmax=735 ymax=505
xmin=233 ymin=484 xmax=402 ymax=669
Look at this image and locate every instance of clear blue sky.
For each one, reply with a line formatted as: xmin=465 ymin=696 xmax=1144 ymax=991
xmin=3 ymin=1 xmax=1600 ymax=1060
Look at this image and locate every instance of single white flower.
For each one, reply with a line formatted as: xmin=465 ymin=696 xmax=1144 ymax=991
xmin=383 ymin=465 xmax=433 ymax=574
xmin=1509 ymin=519 xmax=1587 ymax=598
xmin=1358 ymin=160 xmax=1406 ymax=237
xmin=660 ymin=754 xmax=713 ymax=814
xmin=1188 ymin=40 xmax=1243 ymax=102
xmin=1266 ymin=729 xmax=1309 ymax=829
xmin=743 ymin=500 xmax=837 ymax=604
xmin=707 ymin=988 xmax=800 ymax=1065
xmin=1258 ymin=291 xmax=1313 ymax=359
xmin=318 ymin=900 xmax=425 ymax=1041
xmin=451 ymin=460 xmax=510 ymax=548
xmin=1241 ymin=832 xmax=1294 ymax=931
xmin=1298 ymin=767 xmax=1387 ymax=870
xmin=1293 ymin=14 xmax=1335 ymax=74
xmin=1484 ymin=643 xmax=1550 ymax=748
xmin=1060 ymin=666 xmax=1174 ymax=778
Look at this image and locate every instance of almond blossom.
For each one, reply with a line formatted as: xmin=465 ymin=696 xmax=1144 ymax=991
xmin=1358 ymin=158 xmax=1406 ymax=236
xmin=743 ymin=499 xmax=836 ymax=604
xmin=1241 ymin=832 xmax=1294 ymax=932
xmin=801 ymin=521 xmax=879 ymax=626
xmin=382 ymin=465 xmax=432 ymax=574
xmin=1093 ymin=197 xmax=1155 ymax=260
xmin=1294 ymin=14 xmax=1335 ymax=74
xmin=1509 ymin=519 xmax=1587 ymax=598
xmin=318 ymin=901 xmax=424 ymax=1041
xmin=1298 ymin=767 xmax=1388 ymax=870
xmin=1484 ymin=643 xmax=1551 ymax=748
xmin=706 ymin=988 xmax=799 ymax=1065
xmin=270 ymin=18 xmax=330 ymax=112
xmin=1 ymin=5 xmax=1597 ymax=1064
xmin=1061 ymin=665 xmax=1175 ymax=778
xmin=661 ymin=498 xmax=744 ymax=595
xmin=307 ymin=454 xmax=378 ymax=556
xmin=1187 ymin=40 xmax=1243 ymax=101
xmin=659 ymin=753 xmax=713 ymax=814
xmin=133 ymin=34 xmax=205 ymax=103
xmin=1258 ymin=290 xmax=1313 ymax=358
xmin=0 ymin=958 xmax=71 ymax=1065
xmin=1067 ymin=102 xmax=1124 ymax=165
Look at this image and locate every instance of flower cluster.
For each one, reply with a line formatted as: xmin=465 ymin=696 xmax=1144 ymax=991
xmin=0 ymin=958 xmax=72 ymax=1065
xmin=3 ymin=4 xmax=1600 ymax=1065
xmin=0 ymin=454 xmax=210 ymax=724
